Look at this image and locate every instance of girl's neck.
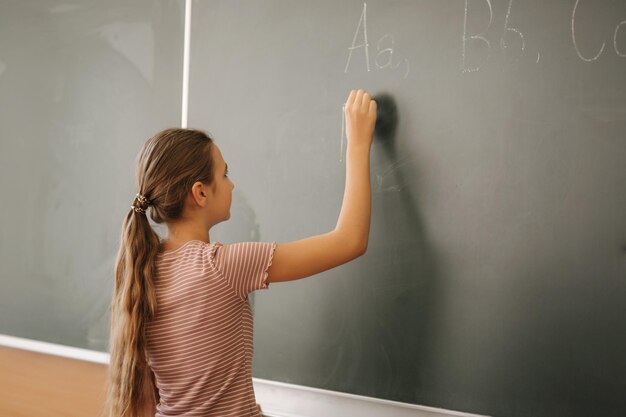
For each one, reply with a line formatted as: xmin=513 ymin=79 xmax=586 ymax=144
xmin=163 ymin=226 xmax=210 ymax=250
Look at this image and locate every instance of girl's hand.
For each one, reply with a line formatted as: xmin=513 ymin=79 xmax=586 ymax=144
xmin=344 ymin=89 xmax=377 ymax=148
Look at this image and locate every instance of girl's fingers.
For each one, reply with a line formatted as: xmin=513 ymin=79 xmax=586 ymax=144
xmin=345 ymin=89 xmax=357 ymax=107
xmin=353 ymin=89 xmax=365 ymax=108
xmin=361 ymin=92 xmax=371 ymax=112
xmin=346 ymin=89 xmax=375 ymax=116
xmin=368 ymin=99 xmax=377 ymax=117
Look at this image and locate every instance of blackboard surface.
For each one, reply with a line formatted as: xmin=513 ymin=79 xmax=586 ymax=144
xmin=1 ymin=1 xmax=625 ymax=416
xmin=189 ymin=1 xmax=626 ymax=416
xmin=0 ymin=0 xmax=182 ymax=348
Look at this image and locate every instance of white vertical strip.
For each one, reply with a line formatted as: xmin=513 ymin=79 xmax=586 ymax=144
xmin=181 ymin=0 xmax=192 ymax=128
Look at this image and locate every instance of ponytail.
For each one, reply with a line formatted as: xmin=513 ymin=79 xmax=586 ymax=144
xmin=107 ymin=203 xmax=160 ymax=417
xmin=106 ymin=128 xmax=215 ymax=417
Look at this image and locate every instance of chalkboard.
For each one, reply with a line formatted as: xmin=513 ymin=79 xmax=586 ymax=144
xmin=189 ymin=1 xmax=626 ymax=416
xmin=1 ymin=1 xmax=625 ymax=416
xmin=0 ymin=0 xmax=183 ymax=347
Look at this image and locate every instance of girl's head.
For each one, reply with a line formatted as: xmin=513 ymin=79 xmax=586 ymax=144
xmin=107 ymin=127 xmax=233 ymax=417
xmin=134 ymin=127 xmax=234 ymax=229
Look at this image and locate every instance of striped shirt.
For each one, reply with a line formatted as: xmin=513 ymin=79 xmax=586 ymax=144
xmin=146 ymin=240 xmax=276 ymax=417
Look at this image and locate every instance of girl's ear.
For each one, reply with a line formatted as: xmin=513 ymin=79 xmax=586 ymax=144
xmin=191 ymin=181 xmax=208 ymax=207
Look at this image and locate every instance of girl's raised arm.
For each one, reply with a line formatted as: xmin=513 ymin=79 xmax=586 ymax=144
xmin=267 ymin=89 xmax=376 ymax=283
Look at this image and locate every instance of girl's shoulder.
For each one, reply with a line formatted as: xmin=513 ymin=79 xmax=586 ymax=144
xmin=158 ymin=240 xmax=222 ymax=260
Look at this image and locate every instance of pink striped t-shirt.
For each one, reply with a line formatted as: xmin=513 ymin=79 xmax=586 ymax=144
xmin=146 ymin=240 xmax=276 ymax=417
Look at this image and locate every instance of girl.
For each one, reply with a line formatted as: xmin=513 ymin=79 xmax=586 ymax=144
xmin=107 ymin=89 xmax=377 ymax=417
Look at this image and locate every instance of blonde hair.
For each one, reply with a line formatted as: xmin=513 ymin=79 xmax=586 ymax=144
xmin=107 ymin=128 xmax=215 ymax=416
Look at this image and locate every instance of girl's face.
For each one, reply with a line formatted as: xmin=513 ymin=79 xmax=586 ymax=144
xmin=208 ymin=144 xmax=234 ymax=225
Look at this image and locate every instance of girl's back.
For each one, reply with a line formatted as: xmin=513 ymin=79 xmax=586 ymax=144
xmin=146 ymin=240 xmax=274 ymax=417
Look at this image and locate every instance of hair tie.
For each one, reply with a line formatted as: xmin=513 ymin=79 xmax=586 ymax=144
xmin=131 ymin=193 xmax=151 ymax=214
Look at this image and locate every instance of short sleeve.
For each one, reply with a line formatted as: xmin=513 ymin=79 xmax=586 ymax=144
xmin=212 ymin=241 xmax=277 ymax=300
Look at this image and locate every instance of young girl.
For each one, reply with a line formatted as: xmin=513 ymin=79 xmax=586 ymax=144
xmin=107 ymin=89 xmax=377 ymax=417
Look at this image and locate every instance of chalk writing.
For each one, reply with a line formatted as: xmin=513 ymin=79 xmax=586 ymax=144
xmin=571 ymin=0 xmax=605 ymax=62
xmin=463 ymin=0 xmax=534 ymax=71
xmin=342 ymin=1 xmax=626 ymax=76
xmin=345 ymin=3 xmax=370 ymax=73
xmin=462 ymin=0 xmax=493 ymax=72
xmin=615 ymin=21 xmax=626 ymax=58
xmin=501 ymin=0 xmax=526 ymax=61
xmin=376 ymin=35 xmax=410 ymax=79
xmin=345 ymin=3 xmax=410 ymax=79
xmin=376 ymin=34 xmax=395 ymax=69
xmin=375 ymin=157 xmax=412 ymax=193
xmin=572 ymin=0 xmax=626 ymax=61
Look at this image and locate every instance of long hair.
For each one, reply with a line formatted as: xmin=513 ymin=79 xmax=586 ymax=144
xmin=107 ymin=128 xmax=216 ymax=417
